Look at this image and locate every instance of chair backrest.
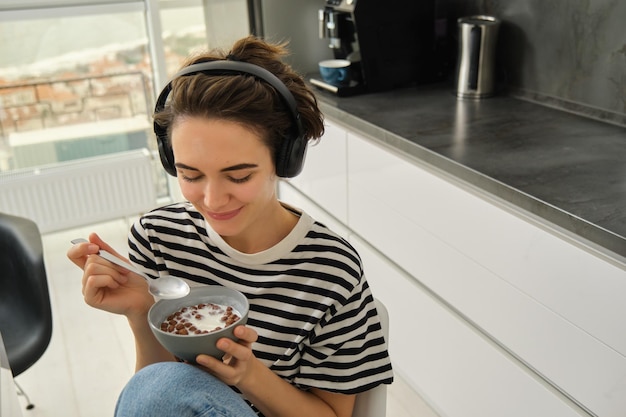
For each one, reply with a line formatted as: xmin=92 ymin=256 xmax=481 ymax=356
xmin=0 ymin=212 xmax=52 ymax=377
xmin=352 ymin=298 xmax=389 ymax=417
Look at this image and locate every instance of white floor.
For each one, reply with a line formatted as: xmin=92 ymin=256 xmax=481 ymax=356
xmin=14 ymin=218 xmax=439 ymax=417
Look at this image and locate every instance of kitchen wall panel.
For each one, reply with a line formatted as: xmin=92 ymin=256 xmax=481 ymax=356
xmin=437 ymin=0 xmax=626 ymax=124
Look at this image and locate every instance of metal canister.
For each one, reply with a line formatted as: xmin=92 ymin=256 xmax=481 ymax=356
xmin=455 ymin=15 xmax=501 ymax=99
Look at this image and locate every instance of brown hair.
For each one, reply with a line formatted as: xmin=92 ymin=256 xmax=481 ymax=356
xmin=153 ymin=35 xmax=325 ymax=169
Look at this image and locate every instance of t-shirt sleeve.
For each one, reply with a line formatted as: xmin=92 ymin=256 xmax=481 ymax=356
xmin=294 ymin=280 xmax=394 ymax=394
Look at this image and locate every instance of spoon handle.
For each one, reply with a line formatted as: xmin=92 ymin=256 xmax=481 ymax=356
xmin=71 ymin=238 xmax=150 ymax=280
xmin=96 ymin=249 xmax=151 ymax=281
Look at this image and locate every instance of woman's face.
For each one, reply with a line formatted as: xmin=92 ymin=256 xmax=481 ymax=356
xmin=171 ymin=116 xmax=280 ymax=243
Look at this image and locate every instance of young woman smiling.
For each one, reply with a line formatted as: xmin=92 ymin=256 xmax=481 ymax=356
xmin=68 ymin=35 xmax=393 ymax=417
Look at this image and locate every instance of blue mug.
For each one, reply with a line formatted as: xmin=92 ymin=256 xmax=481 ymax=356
xmin=319 ymin=59 xmax=351 ymax=87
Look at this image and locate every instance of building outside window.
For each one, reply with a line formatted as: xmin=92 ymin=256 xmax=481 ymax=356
xmin=0 ymin=0 xmax=248 ymax=223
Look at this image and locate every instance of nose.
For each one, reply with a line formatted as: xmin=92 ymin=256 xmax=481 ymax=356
xmin=203 ymin=181 xmax=229 ymax=210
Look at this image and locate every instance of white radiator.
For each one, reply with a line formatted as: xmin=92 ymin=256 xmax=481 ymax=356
xmin=0 ymin=149 xmax=157 ymax=234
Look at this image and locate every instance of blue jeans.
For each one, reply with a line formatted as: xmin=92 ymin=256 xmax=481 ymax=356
xmin=115 ymin=362 xmax=258 ymax=417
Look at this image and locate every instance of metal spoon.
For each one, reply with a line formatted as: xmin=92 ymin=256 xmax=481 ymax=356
xmin=71 ymin=238 xmax=190 ymax=299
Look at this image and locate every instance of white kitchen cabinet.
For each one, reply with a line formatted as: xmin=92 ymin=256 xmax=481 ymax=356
xmin=281 ymin=110 xmax=626 ymax=417
xmin=347 ymin=131 xmax=626 ymax=417
xmin=277 ymin=180 xmax=349 ymax=239
xmin=283 ymin=115 xmax=626 ymax=417
xmin=281 ymin=175 xmax=592 ymax=417
xmin=284 ymin=118 xmax=348 ymax=224
xmin=350 ymin=235 xmax=586 ymax=417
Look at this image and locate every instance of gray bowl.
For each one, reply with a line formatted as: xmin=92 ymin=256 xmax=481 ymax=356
xmin=148 ymin=286 xmax=249 ymax=362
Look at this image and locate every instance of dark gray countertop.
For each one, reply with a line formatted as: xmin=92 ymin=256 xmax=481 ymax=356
xmin=313 ymin=83 xmax=626 ymax=260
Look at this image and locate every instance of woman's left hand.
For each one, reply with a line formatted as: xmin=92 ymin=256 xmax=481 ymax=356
xmin=195 ymin=325 xmax=259 ymax=387
xmin=197 ymin=325 xmax=355 ymax=417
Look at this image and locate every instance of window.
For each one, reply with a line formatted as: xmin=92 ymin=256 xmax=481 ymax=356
xmin=0 ymin=0 xmax=249 ymax=201
xmin=0 ymin=4 xmax=153 ymax=171
xmin=159 ymin=0 xmax=249 ymax=77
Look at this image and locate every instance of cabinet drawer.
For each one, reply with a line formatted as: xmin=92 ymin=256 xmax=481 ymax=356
xmin=352 ymin=236 xmax=587 ymax=417
xmin=286 ymin=119 xmax=348 ymax=223
xmin=347 ymin=133 xmax=626 ymax=417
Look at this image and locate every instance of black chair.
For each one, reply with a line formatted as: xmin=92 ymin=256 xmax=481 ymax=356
xmin=0 ymin=212 xmax=53 ymax=409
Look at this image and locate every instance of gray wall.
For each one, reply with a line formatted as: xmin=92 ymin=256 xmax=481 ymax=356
xmin=437 ymin=0 xmax=626 ymax=124
xmin=260 ymin=0 xmax=331 ymax=74
xmin=260 ymin=0 xmax=625 ymax=124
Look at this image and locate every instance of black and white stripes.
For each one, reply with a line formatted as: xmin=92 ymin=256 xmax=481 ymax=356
xmin=128 ymin=202 xmax=393 ymax=394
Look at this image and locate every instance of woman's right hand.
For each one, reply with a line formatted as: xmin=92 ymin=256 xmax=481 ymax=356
xmin=67 ymin=232 xmax=155 ymax=318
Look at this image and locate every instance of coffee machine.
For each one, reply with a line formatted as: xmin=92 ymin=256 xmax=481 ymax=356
xmin=311 ymin=0 xmax=437 ymax=96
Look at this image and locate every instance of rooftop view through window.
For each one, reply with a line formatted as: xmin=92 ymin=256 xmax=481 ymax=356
xmin=0 ymin=8 xmax=207 ymax=175
xmin=0 ymin=1 xmax=248 ymax=232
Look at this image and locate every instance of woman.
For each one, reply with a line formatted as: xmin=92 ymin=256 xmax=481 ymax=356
xmin=68 ymin=35 xmax=393 ymax=417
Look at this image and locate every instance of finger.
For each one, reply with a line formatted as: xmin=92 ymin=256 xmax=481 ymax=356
xmin=209 ymin=326 xmax=256 ymax=362
xmin=195 ymin=337 xmax=247 ymax=367
xmin=83 ymin=257 xmax=129 ymax=286
xmin=67 ymin=240 xmax=100 ymax=269
xmin=82 ymin=274 xmax=124 ymax=306
xmin=194 ymin=353 xmax=240 ymax=385
xmin=84 ymin=273 xmax=123 ymax=293
xmin=233 ymin=325 xmax=258 ymax=344
xmin=216 ymin=336 xmax=253 ymax=363
xmin=88 ymin=233 xmax=128 ymax=260
xmin=195 ymin=353 xmax=223 ymax=369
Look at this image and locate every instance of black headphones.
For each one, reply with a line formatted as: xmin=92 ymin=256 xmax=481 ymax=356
xmin=154 ymin=60 xmax=307 ymax=178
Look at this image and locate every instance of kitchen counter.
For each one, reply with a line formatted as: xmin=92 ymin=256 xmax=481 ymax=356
xmin=312 ymin=83 xmax=626 ymax=260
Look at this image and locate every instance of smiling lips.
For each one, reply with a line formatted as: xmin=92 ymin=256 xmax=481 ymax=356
xmin=206 ymin=207 xmax=242 ymax=221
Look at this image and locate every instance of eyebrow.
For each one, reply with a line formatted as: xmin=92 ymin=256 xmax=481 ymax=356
xmin=174 ymin=162 xmax=258 ymax=173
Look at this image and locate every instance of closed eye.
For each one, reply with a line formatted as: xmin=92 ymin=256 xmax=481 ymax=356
xmin=229 ymin=174 xmax=252 ymax=184
xmin=179 ymin=173 xmax=203 ymax=183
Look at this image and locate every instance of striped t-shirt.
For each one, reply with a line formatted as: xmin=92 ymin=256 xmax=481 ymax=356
xmin=127 ymin=201 xmax=394 ymax=395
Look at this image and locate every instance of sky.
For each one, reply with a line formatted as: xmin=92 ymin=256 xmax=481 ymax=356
xmin=0 ymin=8 xmax=206 ymax=76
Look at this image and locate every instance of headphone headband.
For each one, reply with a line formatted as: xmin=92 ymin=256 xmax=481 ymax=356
xmin=154 ymin=60 xmax=307 ymax=178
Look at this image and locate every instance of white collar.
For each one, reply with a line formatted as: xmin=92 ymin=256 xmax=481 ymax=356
xmin=205 ymin=202 xmax=312 ymax=265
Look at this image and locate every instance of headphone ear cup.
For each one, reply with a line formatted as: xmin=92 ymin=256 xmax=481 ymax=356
xmin=154 ymin=84 xmax=177 ymax=177
xmin=155 ymin=123 xmax=177 ymax=177
xmin=276 ymin=132 xmax=307 ymax=178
